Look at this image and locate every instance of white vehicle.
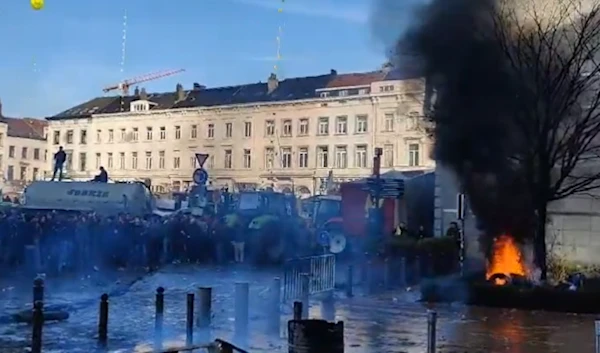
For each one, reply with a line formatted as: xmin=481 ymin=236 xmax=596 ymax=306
xmin=21 ymin=181 xmax=156 ymax=216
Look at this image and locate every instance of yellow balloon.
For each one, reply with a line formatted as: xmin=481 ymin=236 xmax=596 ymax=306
xmin=31 ymin=0 xmax=44 ymax=10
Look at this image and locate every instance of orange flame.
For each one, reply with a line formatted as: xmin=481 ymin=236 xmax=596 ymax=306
xmin=485 ymin=235 xmax=526 ymax=285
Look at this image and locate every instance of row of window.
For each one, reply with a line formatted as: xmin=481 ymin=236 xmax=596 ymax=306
xmin=51 ymin=113 xmax=422 ymax=145
xmin=63 ymin=151 xmax=214 ymax=172
xmin=54 ymin=124 xmax=217 ymax=145
xmin=6 ymin=146 xmax=45 ymax=161
xmin=265 ymin=144 xmax=421 ymax=169
xmin=4 ymin=165 xmax=41 ymax=182
xmin=64 ymin=143 xmax=422 ymax=173
xmin=317 ymin=84 xmax=394 ymax=99
xmin=266 ymin=116 xmax=372 ymax=137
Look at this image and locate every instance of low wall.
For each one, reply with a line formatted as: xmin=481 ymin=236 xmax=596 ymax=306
xmin=546 ymin=192 xmax=600 ymax=266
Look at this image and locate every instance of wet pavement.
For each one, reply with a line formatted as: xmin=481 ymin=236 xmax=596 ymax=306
xmin=0 ymin=265 xmax=596 ymax=353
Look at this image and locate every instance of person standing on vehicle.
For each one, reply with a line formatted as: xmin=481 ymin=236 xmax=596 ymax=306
xmin=51 ymin=146 xmax=66 ymax=181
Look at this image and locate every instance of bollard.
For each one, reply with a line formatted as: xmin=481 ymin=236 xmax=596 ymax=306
xmin=234 ymin=282 xmax=249 ymax=338
xmin=595 ymin=320 xmax=600 ymax=353
xmin=383 ymin=258 xmax=391 ymax=289
xmin=268 ymin=277 xmax=281 ymax=336
xmin=186 ymin=293 xmax=194 ymax=346
xmin=197 ymin=287 xmax=212 ymax=328
xmin=31 ymin=301 xmax=43 ymax=353
xmin=293 ymin=301 xmax=302 ymax=320
xmin=361 ymin=260 xmax=369 ymax=285
xmin=427 ymin=310 xmax=437 ymax=353
xmin=98 ymin=293 xmax=109 ymax=347
xmin=154 ymin=287 xmax=165 ymax=351
xmin=33 ymin=277 xmax=44 ymax=308
xmin=399 ymin=257 xmax=407 ymax=287
xmin=320 ymin=291 xmax=335 ymax=322
xmin=414 ymin=256 xmax=421 ymax=284
xmin=299 ymin=273 xmax=310 ymax=319
xmin=288 ymin=319 xmax=344 ymax=353
xmin=346 ymin=265 xmax=353 ymax=297
xmin=365 ymin=261 xmax=375 ymax=294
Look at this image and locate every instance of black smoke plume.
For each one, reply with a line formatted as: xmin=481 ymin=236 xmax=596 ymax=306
xmin=371 ymin=0 xmax=536 ymax=246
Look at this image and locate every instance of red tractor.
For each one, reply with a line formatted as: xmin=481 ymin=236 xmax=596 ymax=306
xmin=310 ymin=182 xmax=399 ymax=255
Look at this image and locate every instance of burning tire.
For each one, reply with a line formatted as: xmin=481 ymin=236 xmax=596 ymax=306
xmin=488 ymin=273 xmax=512 ymax=285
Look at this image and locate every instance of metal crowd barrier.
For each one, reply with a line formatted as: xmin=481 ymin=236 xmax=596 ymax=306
xmin=283 ymin=254 xmax=335 ymax=301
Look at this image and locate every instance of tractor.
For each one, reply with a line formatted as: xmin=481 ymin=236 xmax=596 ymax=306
xmin=225 ymin=190 xmax=312 ymax=264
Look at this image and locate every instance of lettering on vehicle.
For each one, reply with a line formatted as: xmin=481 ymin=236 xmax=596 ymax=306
xmin=66 ymin=189 xmax=110 ymax=198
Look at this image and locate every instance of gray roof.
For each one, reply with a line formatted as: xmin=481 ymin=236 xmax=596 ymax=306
xmin=47 ymin=69 xmax=423 ymax=121
xmin=0 ymin=117 xmax=47 ymax=140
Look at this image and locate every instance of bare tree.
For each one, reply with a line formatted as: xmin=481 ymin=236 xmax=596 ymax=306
xmin=488 ymin=0 xmax=600 ymax=279
xmin=397 ymin=0 xmax=600 ymax=279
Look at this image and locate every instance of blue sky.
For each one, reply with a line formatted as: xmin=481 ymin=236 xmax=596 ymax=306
xmin=0 ymin=0 xmax=402 ymax=118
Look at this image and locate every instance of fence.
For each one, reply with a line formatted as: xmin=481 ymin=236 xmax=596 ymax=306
xmin=283 ymin=254 xmax=336 ymax=301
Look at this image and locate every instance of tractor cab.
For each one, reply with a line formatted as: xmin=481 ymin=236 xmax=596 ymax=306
xmin=236 ymin=190 xmax=297 ymax=218
xmin=311 ymin=195 xmax=342 ymax=229
xmin=230 ymin=190 xmax=308 ymax=263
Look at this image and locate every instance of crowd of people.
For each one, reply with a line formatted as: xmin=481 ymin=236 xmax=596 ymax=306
xmin=0 ymin=208 xmax=238 ymax=276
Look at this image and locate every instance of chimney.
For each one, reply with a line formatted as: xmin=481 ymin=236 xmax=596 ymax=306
xmin=193 ymin=82 xmax=206 ymax=91
xmin=140 ymin=88 xmax=148 ymax=100
xmin=0 ymin=98 xmax=3 ymax=117
xmin=330 ymin=69 xmax=337 ymax=75
xmin=176 ymin=83 xmax=185 ymax=101
xmin=267 ymin=73 xmax=278 ymax=94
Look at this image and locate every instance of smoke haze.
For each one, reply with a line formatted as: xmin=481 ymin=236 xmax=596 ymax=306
xmin=370 ymin=0 xmax=540 ymax=249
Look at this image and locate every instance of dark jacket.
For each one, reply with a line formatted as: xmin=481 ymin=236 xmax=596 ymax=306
xmin=54 ymin=150 xmax=66 ymax=164
xmin=93 ymin=170 xmax=108 ymax=183
xmin=98 ymin=170 xmax=108 ymax=182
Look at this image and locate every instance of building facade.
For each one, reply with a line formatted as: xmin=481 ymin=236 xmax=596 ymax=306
xmin=0 ymin=101 xmax=49 ymax=195
xmin=46 ymin=70 xmax=434 ymax=195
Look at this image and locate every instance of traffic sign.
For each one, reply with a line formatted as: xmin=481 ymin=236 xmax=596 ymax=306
xmin=195 ymin=153 xmax=209 ymax=168
xmin=193 ymin=168 xmax=209 ymax=184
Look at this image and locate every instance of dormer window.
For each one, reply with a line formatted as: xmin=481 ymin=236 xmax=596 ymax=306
xmin=379 ymin=85 xmax=394 ymax=93
xmin=338 ymin=90 xmax=348 ymax=97
xmin=130 ymin=100 xmax=149 ymax=112
xmin=320 ymin=92 xmax=330 ymax=98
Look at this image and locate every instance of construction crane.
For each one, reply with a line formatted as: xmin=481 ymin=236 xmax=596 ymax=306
xmin=102 ymin=69 xmax=185 ymax=95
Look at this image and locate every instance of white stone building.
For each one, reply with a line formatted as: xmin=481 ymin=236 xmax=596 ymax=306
xmin=0 ymin=101 xmax=49 ymax=196
xmin=45 ymin=69 xmax=434 ymax=195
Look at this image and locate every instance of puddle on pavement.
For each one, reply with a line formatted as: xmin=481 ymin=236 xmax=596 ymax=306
xmin=0 ymin=268 xmax=596 ymax=353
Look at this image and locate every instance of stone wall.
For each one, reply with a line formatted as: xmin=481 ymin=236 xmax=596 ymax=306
xmin=434 ymin=165 xmax=485 ymax=270
xmin=546 ymin=192 xmax=600 ymax=265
